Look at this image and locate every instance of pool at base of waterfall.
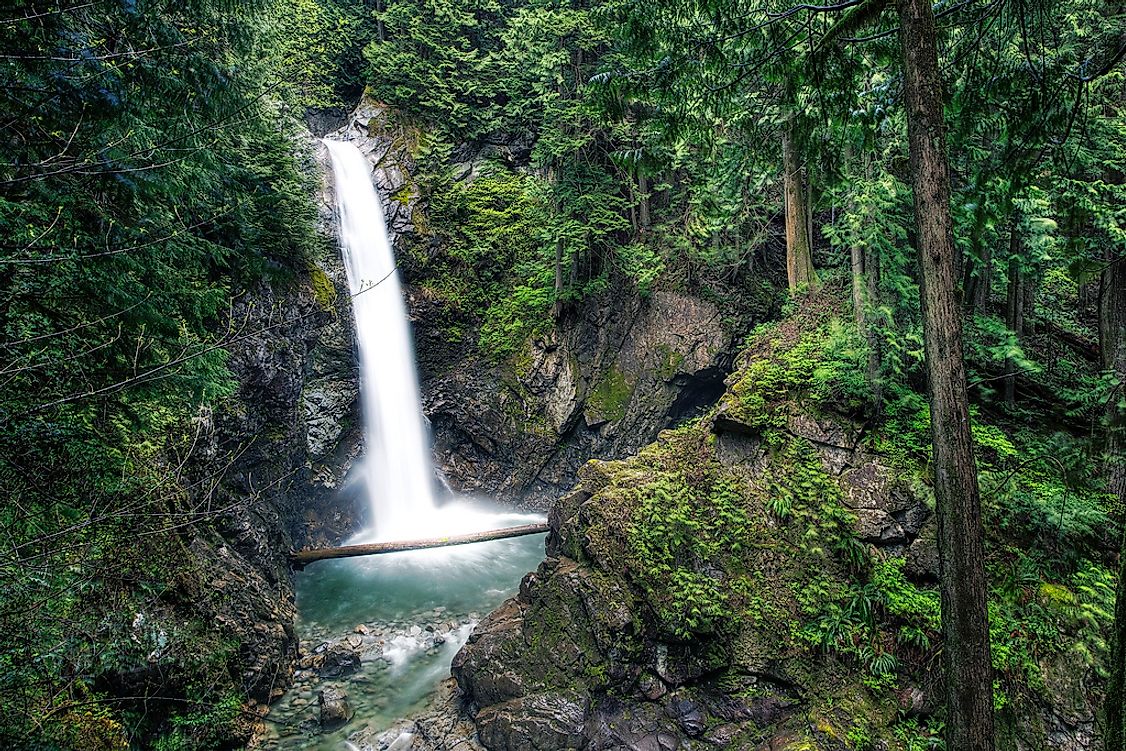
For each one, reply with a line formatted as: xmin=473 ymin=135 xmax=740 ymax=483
xmin=263 ymin=499 xmax=546 ymax=751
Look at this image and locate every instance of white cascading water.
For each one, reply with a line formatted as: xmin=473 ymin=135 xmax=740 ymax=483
xmin=323 ymin=139 xmax=437 ymax=541
xmin=269 ymin=139 xmax=549 ymax=751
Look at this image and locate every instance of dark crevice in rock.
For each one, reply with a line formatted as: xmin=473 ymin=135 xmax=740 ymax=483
xmin=666 ymin=366 xmax=729 ymax=425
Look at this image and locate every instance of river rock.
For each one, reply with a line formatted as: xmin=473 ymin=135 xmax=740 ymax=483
xmin=314 ymin=642 xmax=362 ymax=678
xmin=318 ymin=686 xmax=354 ymax=730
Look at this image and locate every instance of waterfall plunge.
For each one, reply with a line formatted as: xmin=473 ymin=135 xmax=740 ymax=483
xmin=323 ymin=139 xmax=437 ymax=542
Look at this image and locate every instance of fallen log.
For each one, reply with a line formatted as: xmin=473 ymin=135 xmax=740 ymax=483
xmin=289 ymin=522 xmax=550 ymax=569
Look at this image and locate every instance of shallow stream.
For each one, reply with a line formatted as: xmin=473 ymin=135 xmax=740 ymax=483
xmin=263 ymin=499 xmax=546 ymax=750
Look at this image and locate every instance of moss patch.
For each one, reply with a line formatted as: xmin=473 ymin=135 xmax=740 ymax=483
xmin=308 ymin=264 xmax=337 ymax=312
xmin=655 ymin=344 xmax=684 ymax=380
xmin=585 ymin=366 xmax=633 ymax=423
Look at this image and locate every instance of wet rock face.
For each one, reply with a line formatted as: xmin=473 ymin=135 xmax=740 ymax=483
xmin=425 ymin=289 xmax=772 ymax=510
xmin=172 ymin=131 xmax=370 ymax=724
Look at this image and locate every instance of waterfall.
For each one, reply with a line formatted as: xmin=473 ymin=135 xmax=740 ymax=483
xmin=323 ymin=139 xmax=437 ymax=541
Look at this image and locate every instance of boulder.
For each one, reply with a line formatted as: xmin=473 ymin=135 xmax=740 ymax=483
xmin=318 ymin=686 xmax=354 ymax=730
xmin=314 ymin=642 xmax=362 ymax=678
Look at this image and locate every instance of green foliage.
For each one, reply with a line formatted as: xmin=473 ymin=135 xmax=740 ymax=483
xmin=798 ymin=558 xmax=939 ymax=682
xmin=730 ymin=319 xmax=873 ymax=431
xmin=264 ymin=0 xmax=374 ymax=110
xmin=626 ymin=442 xmax=752 ymax=638
xmin=418 ymin=166 xmax=558 ymax=359
xmin=0 ymin=0 xmax=321 ymax=745
xmin=152 ymin=692 xmax=244 ymax=751
xmin=366 ymin=0 xmax=511 ymax=140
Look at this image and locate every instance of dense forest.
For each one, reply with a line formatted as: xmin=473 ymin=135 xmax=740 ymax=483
xmin=1 ymin=0 xmax=1123 ymax=750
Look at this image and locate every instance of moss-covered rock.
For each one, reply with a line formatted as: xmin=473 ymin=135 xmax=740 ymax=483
xmin=452 ymin=292 xmax=1109 ymax=750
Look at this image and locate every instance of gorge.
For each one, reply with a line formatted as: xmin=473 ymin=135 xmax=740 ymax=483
xmin=1 ymin=2 xmax=1123 ymax=751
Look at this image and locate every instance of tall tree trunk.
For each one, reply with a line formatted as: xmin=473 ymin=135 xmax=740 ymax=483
xmin=375 ymin=0 xmax=385 ymax=42
xmin=964 ymin=224 xmax=992 ymax=314
xmin=849 ymin=153 xmax=866 ymax=329
xmin=627 ymin=181 xmax=638 ymax=234
xmin=1103 ymin=253 xmax=1126 ymax=750
xmin=553 ymin=237 xmax=565 ymax=318
xmin=1103 ymin=253 xmax=1126 ymax=500
xmin=897 ymin=0 xmax=995 ymax=748
xmin=548 ymin=164 xmax=565 ymax=318
xmin=1004 ymin=229 xmax=1024 ymax=408
xmin=1023 ymin=266 xmax=1038 ymax=333
xmin=782 ymin=121 xmax=818 ymax=291
xmin=865 ymin=244 xmax=884 ymax=409
xmin=977 ymin=239 xmax=993 ymax=311
xmin=638 ymin=172 xmax=651 ymax=229
xmin=851 ymin=243 xmax=866 ymax=329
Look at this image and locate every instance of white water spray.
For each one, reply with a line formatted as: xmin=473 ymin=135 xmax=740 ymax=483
xmin=323 ymin=139 xmax=437 ymax=541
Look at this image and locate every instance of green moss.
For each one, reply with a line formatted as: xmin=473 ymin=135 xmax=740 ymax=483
xmin=527 ymin=298 xmax=1109 ymax=749
xmin=390 ymin=183 xmax=412 ymax=206
xmin=723 ymin=319 xmax=871 ymax=430
xmin=308 ymin=264 xmax=336 ymax=311
xmin=586 ymin=366 xmax=633 ymax=423
xmin=655 ymin=344 xmax=684 ymax=380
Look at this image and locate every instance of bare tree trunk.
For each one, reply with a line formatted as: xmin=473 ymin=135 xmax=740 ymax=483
xmin=897 ymin=0 xmax=995 ymax=748
xmin=806 ymin=183 xmax=815 ymax=255
xmin=782 ymin=121 xmax=818 ymax=291
xmin=547 ymin=164 xmax=565 ymax=318
xmin=628 ymin=181 xmax=638 ymax=234
xmin=1103 ymin=253 xmax=1126 ymax=751
xmin=865 ymin=243 xmax=884 ymax=409
xmin=852 ymin=243 xmax=866 ymax=329
xmin=1023 ymin=266 xmax=1038 ymax=333
xmin=978 ymin=240 xmax=993 ymax=311
xmin=965 ymin=224 xmax=992 ymax=314
xmin=638 ymin=172 xmax=651 ymax=229
xmin=553 ymin=236 xmax=565 ymax=318
xmin=1103 ymin=254 xmax=1126 ymax=499
xmin=291 ymin=523 xmax=550 ymax=568
xmin=1004 ymin=228 xmax=1024 ymax=408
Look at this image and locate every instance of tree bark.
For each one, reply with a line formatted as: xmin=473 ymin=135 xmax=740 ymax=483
xmin=290 ymin=523 xmax=550 ymax=568
xmin=638 ymin=172 xmax=651 ymax=229
xmin=1004 ymin=228 xmax=1024 ymax=408
xmin=782 ymin=121 xmax=818 ymax=291
xmin=897 ymin=0 xmax=996 ymax=747
xmin=978 ymin=239 xmax=993 ymax=311
xmin=865 ymin=242 xmax=884 ymax=409
xmin=553 ymin=236 xmax=565 ymax=318
xmin=965 ymin=227 xmax=992 ymax=313
xmin=1103 ymin=253 xmax=1126 ymax=750
xmin=852 ymin=242 xmax=866 ymax=329
xmin=1023 ymin=266 xmax=1038 ymax=333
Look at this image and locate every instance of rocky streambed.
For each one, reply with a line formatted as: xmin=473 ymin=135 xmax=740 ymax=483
xmin=260 ymin=525 xmax=545 ymax=751
xmin=262 ymin=609 xmax=479 ymax=750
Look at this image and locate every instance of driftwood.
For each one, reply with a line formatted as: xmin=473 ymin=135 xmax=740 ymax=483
xmin=290 ymin=522 xmax=550 ymax=569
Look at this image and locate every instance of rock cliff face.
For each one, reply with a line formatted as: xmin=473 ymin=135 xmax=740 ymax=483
xmin=449 ymin=295 xmax=1100 ymax=751
xmin=171 ymin=133 xmax=369 ymax=728
xmin=181 ymin=272 xmax=359 ymax=715
xmin=327 ymin=98 xmax=779 ymax=511
xmin=425 ymin=287 xmax=767 ymax=510
xmin=182 ymin=98 xmax=776 ymax=739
